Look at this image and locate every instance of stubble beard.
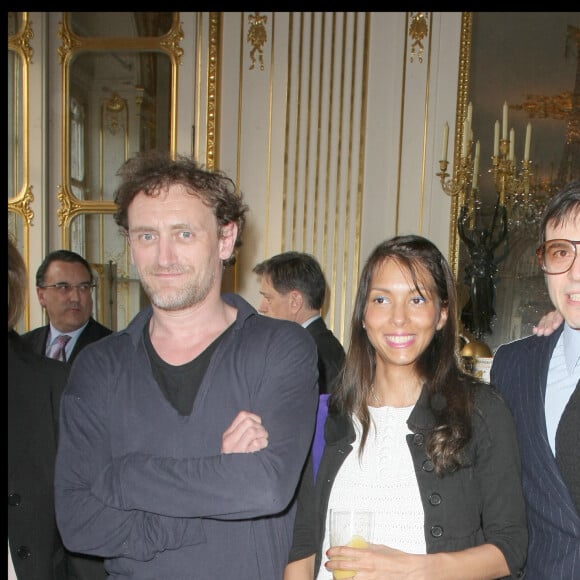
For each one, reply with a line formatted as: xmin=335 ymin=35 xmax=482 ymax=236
xmin=141 ymin=269 xmax=216 ymax=311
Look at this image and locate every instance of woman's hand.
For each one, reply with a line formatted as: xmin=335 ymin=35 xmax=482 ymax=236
xmin=325 ymin=543 xmax=424 ymax=579
xmin=533 ymin=309 xmax=563 ymax=336
xmin=325 ymin=542 xmax=508 ymax=579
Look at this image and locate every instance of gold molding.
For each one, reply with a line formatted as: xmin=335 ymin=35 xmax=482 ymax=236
xmin=206 ymin=12 xmax=221 ymax=170
xmin=8 ymin=185 xmax=34 ymax=225
xmin=8 ymin=13 xmax=32 ymax=224
xmin=408 ymin=12 xmax=429 ymax=64
xmin=160 ymin=24 xmax=185 ymax=65
xmin=448 ymin=11 xmax=472 ymax=278
xmin=247 ymin=12 xmax=268 ymax=71
xmin=8 ymin=12 xmax=33 ymax=63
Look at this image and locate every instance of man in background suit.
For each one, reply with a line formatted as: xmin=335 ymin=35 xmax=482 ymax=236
xmin=253 ymin=251 xmax=345 ymax=394
xmin=22 ymin=249 xmax=112 ymax=364
xmin=8 ymin=238 xmax=106 ymax=579
xmin=491 ymin=180 xmax=580 ymax=579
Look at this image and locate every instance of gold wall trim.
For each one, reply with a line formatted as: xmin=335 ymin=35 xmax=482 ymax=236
xmin=57 ymin=185 xmax=116 ymax=227
xmin=409 ymin=12 xmax=429 ymax=64
xmin=247 ymin=12 xmax=268 ymax=71
xmin=448 ymin=11 xmax=472 ymax=278
xmin=8 ymin=13 xmax=33 ymax=63
xmin=8 ymin=186 xmax=34 ymax=225
xmin=206 ymin=12 xmax=221 ymax=170
xmin=8 ymin=12 xmax=32 ymax=329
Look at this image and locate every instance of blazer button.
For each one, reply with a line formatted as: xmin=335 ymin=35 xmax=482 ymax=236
xmin=413 ymin=433 xmax=424 ymax=446
xmin=8 ymin=493 xmax=21 ymax=507
xmin=422 ymin=459 xmax=434 ymax=472
xmin=17 ymin=545 xmax=31 ymax=560
xmin=430 ymin=525 xmax=443 ymax=538
xmin=428 ymin=493 xmax=442 ymax=506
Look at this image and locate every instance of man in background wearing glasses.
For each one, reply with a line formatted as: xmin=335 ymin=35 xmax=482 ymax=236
xmin=491 ymin=180 xmax=580 ymax=579
xmin=22 ymin=249 xmax=112 ymax=365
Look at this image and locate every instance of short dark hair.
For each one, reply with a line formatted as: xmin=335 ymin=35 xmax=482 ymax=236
xmin=253 ymin=251 xmax=327 ymax=310
xmin=113 ymin=151 xmax=248 ymax=267
xmin=539 ymin=180 xmax=580 ymax=246
xmin=35 ymin=249 xmax=94 ymax=287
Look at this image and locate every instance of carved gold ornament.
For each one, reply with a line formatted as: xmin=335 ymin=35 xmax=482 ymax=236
xmin=409 ymin=12 xmax=429 ymax=64
xmin=247 ymin=12 xmax=268 ymax=71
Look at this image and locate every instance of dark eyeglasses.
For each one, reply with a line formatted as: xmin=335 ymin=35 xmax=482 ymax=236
xmin=40 ymin=282 xmax=96 ymax=294
xmin=536 ymin=239 xmax=580 ymax=275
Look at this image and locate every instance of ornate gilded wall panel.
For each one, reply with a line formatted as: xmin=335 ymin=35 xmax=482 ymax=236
xmin=8 ymin=12 xmax=32 ymax=330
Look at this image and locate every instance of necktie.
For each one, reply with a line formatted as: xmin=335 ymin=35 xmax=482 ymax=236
xmin=49 ymin=334 xmax=71 ymax=362
xmin=555 ymin=380 xmax=579 ymax=514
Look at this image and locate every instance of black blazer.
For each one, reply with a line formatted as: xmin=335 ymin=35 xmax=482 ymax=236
xmin=8 ymin=331 xmax=107 ymax=579
xmin=21 ymin=317 xmax=112 ymax=365
xmin=306 ymin=317 xmax=345 ymax=394
xmin=9 ymin=331 xmax=68 ymax=579
xmin=491 ymin=325 xmax=580 ymax=579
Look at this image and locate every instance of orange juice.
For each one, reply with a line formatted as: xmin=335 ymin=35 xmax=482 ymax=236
xmin=332 ymin=535 xmax=368 ymax=579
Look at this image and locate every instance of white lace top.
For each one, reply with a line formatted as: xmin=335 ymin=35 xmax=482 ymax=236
xmin=316 ymin=404 xmax=427 ymax=579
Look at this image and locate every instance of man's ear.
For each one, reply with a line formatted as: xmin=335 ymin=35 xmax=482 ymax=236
xmin=219 ymin=222 xmax=238 ymax=260
xmin=127 ymin=236 xmax=135 ymax=265
xmin=289 ymin=290 xmax=303 ymax=313
xmin=37 ymin=286 xmax=46 ymax=308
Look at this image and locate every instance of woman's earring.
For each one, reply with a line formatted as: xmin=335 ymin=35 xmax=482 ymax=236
xmin=362 ymin=321 xmax=366 ymax=329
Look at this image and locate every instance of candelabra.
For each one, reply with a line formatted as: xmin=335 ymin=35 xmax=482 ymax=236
xmin=436 ymin=101 xmax=535 ymax=344
xmin=437 ymin=102 xmax=534 ymax=218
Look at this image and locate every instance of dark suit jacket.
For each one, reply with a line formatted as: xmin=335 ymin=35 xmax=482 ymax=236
xmin=306 ymin=317 xmax=345 ymax=394
xmin=21 ymin=317 xmax=112 ymax=365
xmin=491 ymin=324 xmax=580 ymax=579
xmin=8 ymin=331 xmax=107 ymax=579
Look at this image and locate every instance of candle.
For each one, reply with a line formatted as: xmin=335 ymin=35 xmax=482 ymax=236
xmin=494 ymin=120 xmax=500 ymax=157
xmin=524 ymin=122 xmax=532 ymax=161
xmin=509 ymin=128 xmax=515 ymax=161
xmin=472 ymin=140 xmax=480 ymax=189
xmin=462 ymin=118 xmax=469 ymax=157
xmin=467 ymin=102 xmax=473 ymax=124
xmin=441 ymin=122 xmax=449 ymax=162
xmin=502 ymin=101 xmax=508 ymax=140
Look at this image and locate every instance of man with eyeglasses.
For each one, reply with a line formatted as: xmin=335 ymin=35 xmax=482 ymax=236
xmin=22 ymin=249 xmax=112 ymax=365
xmin=491 ymin=180 xmax=580 ymax=579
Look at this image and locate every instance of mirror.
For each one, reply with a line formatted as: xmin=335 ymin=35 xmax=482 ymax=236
xmin=67 ymin=50 xmax=172 ymax=202
xmin=452 ymin=12 xmax=580 ymax=352
xmin=58 ymin=12 xmax=181 ymax=330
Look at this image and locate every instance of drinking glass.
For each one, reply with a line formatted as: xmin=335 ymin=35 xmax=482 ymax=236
xmin=328 ymin=509 xmax=374 ymax=579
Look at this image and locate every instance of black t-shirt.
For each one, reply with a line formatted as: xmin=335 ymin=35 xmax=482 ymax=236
xmin=144 ymin=322 xmax=234 ymax=416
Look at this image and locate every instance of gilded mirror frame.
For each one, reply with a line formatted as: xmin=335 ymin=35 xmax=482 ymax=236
xmin=8 ymin=13 xmax=33 ymax=242
xmin=448 ymin=12 xmax=472 ymax=280
xmin=8 ymin=12 xmax=33 ymax=330
xmin=56 ymin=12 xmax=183 ymax=247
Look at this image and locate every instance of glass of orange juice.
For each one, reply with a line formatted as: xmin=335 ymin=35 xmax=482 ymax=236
xmin=329 ymin=509 xmax=374 ymax=579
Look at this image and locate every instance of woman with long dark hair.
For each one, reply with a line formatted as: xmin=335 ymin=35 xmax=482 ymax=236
xmin=285 ymin=235 xmax=527 ymax=579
